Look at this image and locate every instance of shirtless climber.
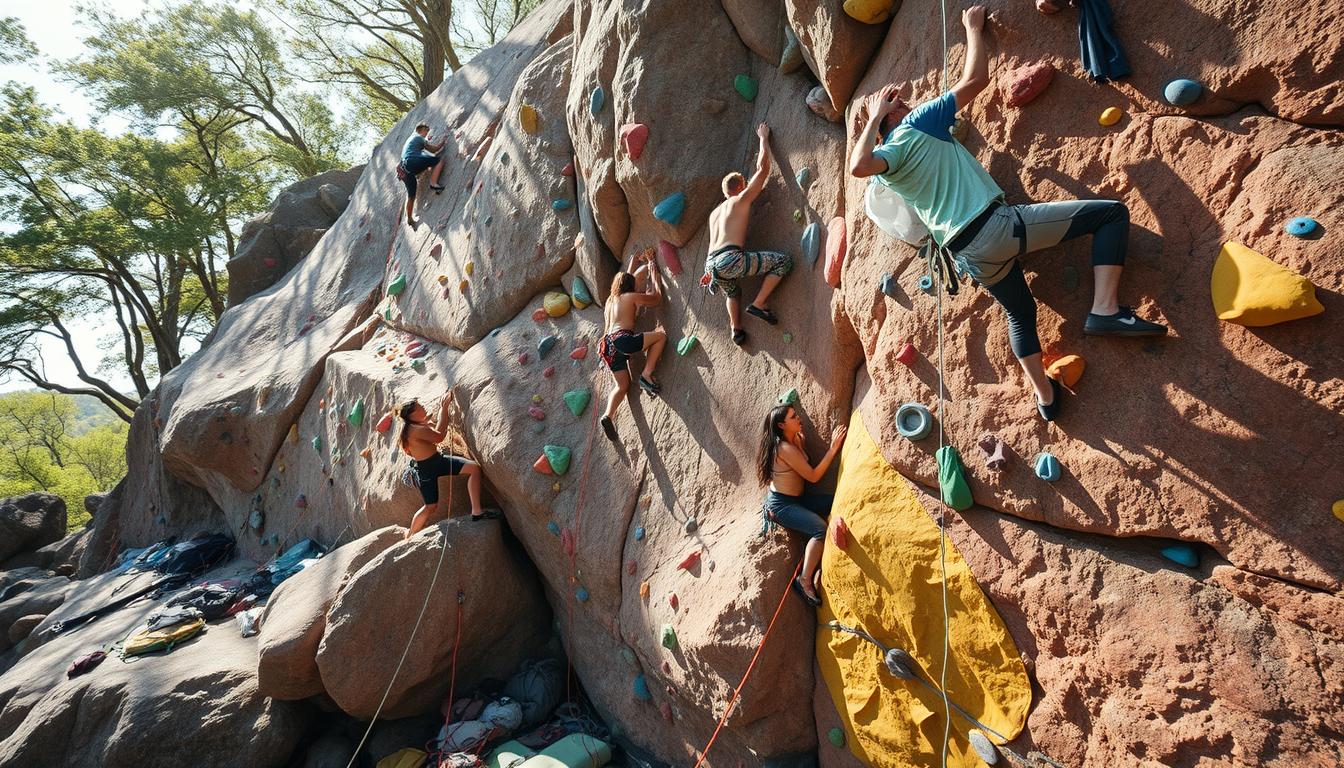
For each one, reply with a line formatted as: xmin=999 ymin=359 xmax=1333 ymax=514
xmin=847 ymin=5 xmax=1165 ymax=422
xmin=400 ymin=121 xmax=447 ymax=229
xmin=599 ymin=249 xmax=667 ymax=440
xmin=703 ymin=122 xmax=793 ymax=347
xmin=396 ymin=389 xmax=498 ymax=539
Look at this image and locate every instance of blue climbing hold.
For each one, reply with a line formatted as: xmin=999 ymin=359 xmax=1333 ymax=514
xmin=634 ymin=526 xmax=645 ymax=541
xmin=895 ymin=402 xmax=932 ymax=441
xmin=1285 ymin=216 xmax=1318 ymax=237
xmin=633 ymin=675 xmax=652 ymax=701
xmin=917 ymin=275 xmax=935 ymax=295
xmin=552 ymin=199 xmax=573 ymax=211
xmin=575 ymin=586 xmax=590 ymax=602
xmin=879 ymin=272 xmax=897 ymax=298
xmin=1034 ymin=452 xmax=1061 ymax=482
xmin=538 ymin=335 xmax=558 ymax=358
xmin=801 ymin=222 xmax=821 ymax=266
xmin=796 ymin=167 xmax=811 ymax=188
xmin=1160 ymin=544 xmax=1200 ymax=568
xmin=653 ymin=192 xmax=685 ymax=226
xmin=1164 ymin=78 xmax=1202 ymax=106
xmin=590 ymin=86 xmax=605 ymax=116
xmin=547 ymin=521 xmax=561 ymax=536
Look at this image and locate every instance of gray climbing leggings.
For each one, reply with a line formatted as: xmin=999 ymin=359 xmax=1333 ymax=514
xmin=954 ymin=200 xmax=1129 ymax=359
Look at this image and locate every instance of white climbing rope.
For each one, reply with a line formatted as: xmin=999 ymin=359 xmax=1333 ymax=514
xmin=935 ymin=2 xmax=954 ymax=768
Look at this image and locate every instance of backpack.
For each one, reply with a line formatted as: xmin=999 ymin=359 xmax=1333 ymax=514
xmin=67 ymin=650 xmax=107 ymax=678
xmin=155 ymin=534 xmax=235 ymax=579
xmin=502 ymin=659 xmax=563 ymax=730
xmin=121 ymin=617 xmax=206 ymax=657
xmin=145 ymin=605 xmax=204 ymax=631
xmin=166 ymin=583 xmax=241 ymax=621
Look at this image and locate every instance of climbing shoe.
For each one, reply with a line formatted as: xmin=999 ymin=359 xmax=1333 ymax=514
xmin=638 ymin=375 xmax=662 ymax=397
xmin=745 ymin=304 xmax=779 ymax=325
xmin=791 ymin=576 xmax=822 ymax=607
xmin=731 ymin=328 xmax=747 ymax=346
xmin=600 ymin=415 xmax=617 ymax=441
xmin=1083 ymin=306 xmax=1167 ymax=337
xmin=470 ymin=508 xmax=502 ymax=522
xmin=1037 ymin=377 xmax=1063 ymax=422
xmin=430 ymin=183 xmax=445 ymax=193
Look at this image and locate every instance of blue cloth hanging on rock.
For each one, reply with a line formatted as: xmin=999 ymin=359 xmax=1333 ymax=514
xmin=1078 ymin=0 xmax=1131 ymax=82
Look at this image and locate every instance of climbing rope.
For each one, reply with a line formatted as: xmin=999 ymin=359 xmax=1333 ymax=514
xmin=691 ymin=559 xmax=803 ymax=768
xmin=934 ymin=2 xmax=955 ymax=767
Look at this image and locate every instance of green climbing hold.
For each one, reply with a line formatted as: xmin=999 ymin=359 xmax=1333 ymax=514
xmin=347 ymin=397 xmax=365 ymax=427
xmin=589 ymin=86 xmax=605 ymax=116
xmin=783 ymin=332 xmax=793 ymax=343
xmin=935 ymin=445 xmax=973 ymax=511
xmin=571 ymin=277 xmax=593 ymax=309
xmin=1160 ymin=544 xmax=1200 ymax=568
xmin=387 ymin=273 xmax=407 ymax=296
xmin=311 ymin=436 xmax=322 ymax=451
xmin=539 ymin=335 xmax=558 ymax=358
xmin=660 ymin=623 xmax=678 ymax=650
xmin=778 ymin=388 xmax=799 ymax=406
xmin=563 ymin=389 xmax=591 ymax=417
xmin=827 ymin=727 xmax=846 ymax=747
xmin=544 ymin=444 xmax=572 ymax=476
xmin=734 ymin=74 xmax=758 ymax=101
xmin=676 ymin=335 xmax=698 ymax=356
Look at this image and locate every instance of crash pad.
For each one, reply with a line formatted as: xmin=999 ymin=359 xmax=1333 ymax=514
xmin=817 ymin=412 xmax=1030 ymax=768
xmin=620 ymin=123 xmax=649 ymax=160
xmin=572 ymin=277 xmax=593 ymax=309
xmin=825 ymin=217 xmax=847 ymax=288
xmin=378 ymin=748 xmax=428 ymax=768
xmin=843 ymin=0 xmax=897 ymax=24
xmin=1211 ymin=242 xmax=1323 ymax=326
xmin=563 ymin=389 xmax=590 ymax=417
xmin=544 ymin=291 xmax=573 ymax=318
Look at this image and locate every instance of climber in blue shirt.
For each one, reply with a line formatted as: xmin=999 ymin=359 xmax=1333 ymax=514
xmin=848 ymin=5 xmax=1165 ymax=422
xmin=400 ymin=121 xmax=447 ymax=229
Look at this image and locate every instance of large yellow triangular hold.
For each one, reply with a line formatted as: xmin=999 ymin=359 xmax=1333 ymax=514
xmin=816 ymin=411 xmax=1031 ymax=768
xmin=1211 ymin=242 xmax=1324 ymax=327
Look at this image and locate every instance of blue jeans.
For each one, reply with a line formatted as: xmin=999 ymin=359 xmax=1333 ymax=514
xmin=763 ymin=491 xmax=832 ymax=540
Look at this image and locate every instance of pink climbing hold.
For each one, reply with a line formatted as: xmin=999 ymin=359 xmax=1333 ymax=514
xmin=620 ymin=123 xmax=650 ymax=160
xmin=375 ymin=412 xmax=394 ymax=433
xmin=295 ymin=494 xmax=308 ymax=509
xmin=264 ymin=257 xmax=277 ymax=268
xmin=518 ymin=352 xmax=530 ymax=365
xmin=657 ymin=240 xmax=683 ymax=276
xmin=669 ymin=593 xmax=679 ymax=611
xmin=529 ymin=406 xmax=546 ymax=421
xmin=543 ymin=366 xmax=555 ymax=378
xmin=533 ymin=454 xmax=554 ymax=474
xmin=895 ymin=342 xmax=917 ymax=365
xmin=532 ymin=308 xmax=548 ymax=322
xmin=625 ymin=559 xmax=637 ymax=575
xmin=562 ymin=528 xmax=576 ymax=556
xmin=660 ymin=702 xmax=673 ymax=723
xmin=1003 ymin=62 xmax=1055 ymax=108
xmin=429 ymin=244 xmax=443 ymax=260
xmin=570 ymin=346 xmax=588 ymax=361
xmin=406 ymin=342 xmax=428 ymax=359
xmin=677 ymin=550 xmax=701 ymax=571
xmin=825 ymin=217 xmax=847 ymax=288
xmin=562 ymin=161 xmax=575 ymax=176
xmin=832 ymin=517 xmax=850 ymax=550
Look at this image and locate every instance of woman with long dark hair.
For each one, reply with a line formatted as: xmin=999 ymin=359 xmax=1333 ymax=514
xmin=396 ymin=390 xmax=498 ymax=539
xmin=757 ymin=404 xmax=847 ymax=606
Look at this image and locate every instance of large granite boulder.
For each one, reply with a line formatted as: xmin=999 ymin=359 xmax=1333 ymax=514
xmin=0 ymin=495 xmax=66 ymax=565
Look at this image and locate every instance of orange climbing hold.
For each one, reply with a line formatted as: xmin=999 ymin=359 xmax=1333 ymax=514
xmin=570 ymin=346 xmax=588 ymax=361
xmin=519 ymin=104 xmax=539 ymax=135
xmin=677 ymin=551 xmax=701 ymax=570
xmin=825 ymin=217 xmax=847 ymax=288
xmin=533 ymin=454 xmax=554 ymax=474
xmin=1044 ymin=353 xmax=1086 ymax=390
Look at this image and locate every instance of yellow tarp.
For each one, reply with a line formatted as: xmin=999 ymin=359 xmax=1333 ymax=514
xmin=816 ymin=412 xmax=1031 ymax=768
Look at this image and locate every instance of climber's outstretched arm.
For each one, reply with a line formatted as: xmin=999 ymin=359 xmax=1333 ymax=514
xmin=741 ymin=123 xmax=772 ymax=202
xmin=950 ymin=6 xmax=991 ymax=108
xmin=848 ymin=86 xmax=900 ymax=178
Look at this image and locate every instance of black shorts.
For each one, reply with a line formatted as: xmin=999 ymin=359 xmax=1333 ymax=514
xmin=412 ymin=453 xmax=467 ymax=505
xmin=604 ymin=331 xmax=645 ymax=372
xmin=402 ymin=154 xmax=441 ymax=198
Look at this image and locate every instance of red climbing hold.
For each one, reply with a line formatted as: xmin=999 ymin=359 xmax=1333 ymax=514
xmin=264 ymin=257 xmax=277 ymax=268
xmin=532 ymin=308 xmax=548 ymax=322
xmin=570 ymin=347 xmax=588 ymax=361
xmin=658 ymin=240 xmax=683 ymax=276
xmin=429 ymin=243 xmax=443 ymax=260
xmin=543 ymin=366 xmax=555 ymax=378
xmin=533 ymin=454 xmax=553 ymax=474
xmin=562 ymin=161 xmax=575 ymax=176
xmin=529 ymin=406 xmax=546 ymax=421
xmin=895 ymin=342 xmax=917 ymax=365
xmin=832 ymin=517 xmax=850 ymax=550
xmin=825 ymin=217 xmax=847 ymax=288
xmin=1003 ymin=62 xmax=1055 ymax=108
xmin=626 ymin=559 xmax=637 ymax=575
xmin=677 ymin=550 xmax=701 ymax=571
xmin=562 ymin=528 xmax=576 ymax=556
xmin=660 ymin=702 xmax=673 ymax=723
xmin=620 ymin=123 xmax=650 ymax=160
xmin=669 ymin=593 xmax=679 ymax=611
xmin=375 ymin=412 xmax=394 ymax=433
xmin=518 ymin=352 xmax=530 ymax=365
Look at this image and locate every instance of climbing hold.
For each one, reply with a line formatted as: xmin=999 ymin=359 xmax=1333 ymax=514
xmin=387 ymin=273 xmax=407 ymax=296
xmin=801 ymin=222 xmax=822 ymax=267
xmin=917 ymin=274 xmax=935 ymax=295
xmin=1098 ymin=107 xmax=1123 ymax=126
xmin=831 ymin=517 xmax=849 ymax=550
xmin=677 ymin=550 xmax=701 ymax=570
xmin=359 ymin=447 xmax=371 ymax=459
xmin=249 ymin=509 xmax=264 ymax=531
xmin=528 ymin=406 xmax=545 ymax=421
xmin=782 ymin=332 xmax=793 ymax=343
xmin=561 ymin=528 xmax=575 ymax=556
xmin=589 ymin=86 xmax=605 ymax=115
xmin=620 ymin=123 xmax=649 ymax=160
xmin=895 ymin=342 xmax=917 ymax=366
xmin=793 ymin=209 xmax=803 ymax=223
xmin=778 ymin=388 xmax=799 ymax=407
xmin=1212 ymin=242 xmax=1323 ymax=326
xmin=733 ymin=74 xmax=758 ymax=101
xmin=570 ymin=346 xmax=587 ymax=360
xmin=639 ymin=581 xmax=650 ymax=599
xmin=347 ymin=398 xmax=365 ymax=427
xmin=547 ymin=521 xmax=561 ymax=536
xmin=978 ymin=434 xmax=1007 ymax=471
xmin=824 ymin=217 xmax=846 ymax=288
xmin=653 ymin=192 xmax=685 ymax=226
xmin=551 ymin=482 xmax=560 ymax=491
xmin=1160 ymin=544 xmax=1200 ymax=568
xmin=1045 ymin=354 xmax=1086 ymax=390
xmin=518 ymin=352 xmax=530 ymax=366
xmin=879 ymin=273 xmax=897 ymax=298
xmin=406 ymin=341 xmax=428 ymax=358
xmin=843 ymin=0 xmax=897 ymax=23
xmin=626 ymin=560 xmax=638 ymax=576
xmin=807 ymin=85 xmax=841 ymax=122
xmin=411 ymin=358 xmax=426 ymax=371
xmin=1332 ymin=500 xmax=1344 ymax=522
xmin=518 ymin=104 xmax=539 ymax=134
xmin=437 ymin=274 xmax=449 ymax=286
xmin=543 ymin=445 xmax=572 ymax=475
xmin=575 ymin=586 xmax=589 ymax=602
xmin=531 ymin=307 xmax=548 ymax=322
xmin=287 ymin=423 xmax=299 ymax=443
xmin=563 ymin=389 xmax=591 ymax=417
xmin=532 ymin=394 xmax=542 ymax=404
xmin=543 ymin=291 xmax=572 ymax=317
xmin=660 ymin=624 xmax=678 ymax=650
xmin=936 ymin=446 xmax=973 ymax=511
xmin=1164 ymin=78 xmax=1203 ymax=106
xmin=827 ymin=727 xmax=846 ymax=747
xmin=571 ymin=277 xmax=593 ymax=308
xmin=257 ymin=385 xmax=272 ymax=408
xmin=633 ymin=675 xmax=651 ymax=701
xmin=683 ymin=518 xmax=698 ymax=534
xmin=533 ymin=454 xmax=553 ymax=474
xmin=780 ymin=27 xmax=804 ymax=73
xmin=969 ymin=730 xmax=999 ymax=765
xmin=1034 ymin=452 xmax=1062 ymax=482
xmin=1285 ymin=216 xmax=1318 ymax=237
xmin=561 ymin=161 xmax=574 ymax=176
xmin=796 ymin=167 xmax=811 ymax=188
xmin=660 ymin=702 xmax=674 ymax=723
xmin=634 ymin=526 xmax=645 ymax=541
xmin=1003 ymin=62 xmax=1054 ymax=107
xmin=538 ymin=335 xmax=558 ymax=358
xmin=675 ymin=335 xmax=698 ymax=356
xmin=657 ymin=240 xmax=683 ymax=276
xmin=895 ymin=402 xmax=932 ymax=441
xmin=311 ymin=436 xmax=322 ymax=451
xmin=295 ymin=494 xmax=307 ymax=509
xmin=551 ymin=199 xmax=573 ymax=211
xmin=883 ymin=647 xmax=916 ymax=679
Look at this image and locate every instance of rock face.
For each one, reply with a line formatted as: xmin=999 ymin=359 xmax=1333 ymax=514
xmin=226 ymin=166 xmax=365 ymax=305
xmin=75 ymin=0 xmax=1344 ymax=765
xmin=0 ymin=495 xmax=66 ymax=565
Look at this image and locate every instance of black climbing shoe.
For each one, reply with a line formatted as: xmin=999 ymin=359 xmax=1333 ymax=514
xmin=1083 ymin=306 xmax=1167 ymax=337
xmin=1037 ymin=377 xmax=1062 ymax=422
xmin=791 ymin=576 xmax=822 ymax=607
xmin=731 ymin=328 xmax=747 ymax=346
xmin=470 ymin=508 xmax=502 ymax=522
xmin=600 ymin=415 xmax=617 ymax=441
xmin=638 ymin=375 xmax=661 ymax=397
xmin=745 ymin=304 xmax=779 ymax=325
xmin=430 ymin=183 xmax=445 ymax=194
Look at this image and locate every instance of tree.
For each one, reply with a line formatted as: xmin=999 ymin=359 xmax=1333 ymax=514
xmin=0 ymin=17 xmax=37 ymax=65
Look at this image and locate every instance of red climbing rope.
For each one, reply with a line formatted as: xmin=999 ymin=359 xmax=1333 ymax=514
xmin=691 ymin=558 xmax=804 ymax=768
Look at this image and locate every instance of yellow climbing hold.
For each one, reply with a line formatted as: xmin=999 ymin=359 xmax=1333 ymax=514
xmin=459 ymin=279 xmax=469 ymax=293
xmin=843 ymin=0 xmax=897 ymax=24
xmin=1099 ymin=107 xmax=1123 ymax=126
xmin=519 ymin=104 xmax=539 ymax=135
xmin=287 ymin=423 xmax=298 ymax=444
xmin=437 ymin=275 xmax=448 ymax=285
xmin=1333 ymin=500 xmax=1344 ymax=523
xmin=817 ymin=411 xmax=1030 ymax=768
xmin=1211 ymin=242 xmax=1324 ymax=326
xmin=543 ymin=290 xmax=572 ymax=318
xmin=465 ymin=262 xmax=474 ymax=276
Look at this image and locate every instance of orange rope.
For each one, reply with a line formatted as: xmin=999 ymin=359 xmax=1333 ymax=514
xmin=692 ymin=558 xmax=804 ymax=768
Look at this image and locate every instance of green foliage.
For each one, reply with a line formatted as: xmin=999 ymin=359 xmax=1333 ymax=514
xmin=0 ymin=17 xmax=37 ymax=65
xmin=0 ymin=391 xmax=127 ymax=532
